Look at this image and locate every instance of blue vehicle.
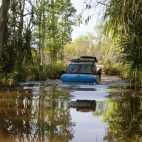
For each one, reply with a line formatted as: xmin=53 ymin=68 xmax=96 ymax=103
xmin=61 ymin=56 xmax=101 ymax=84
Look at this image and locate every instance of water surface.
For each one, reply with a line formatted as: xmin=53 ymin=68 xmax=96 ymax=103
xmin=0 ymin=76 xmax=142 ymax=142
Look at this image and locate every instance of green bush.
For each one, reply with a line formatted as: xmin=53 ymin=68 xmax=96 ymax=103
xmin=45 ymin=61 xmax=67 ymax=79
xmin=0 ymin=60 xmax=67 ymax=84
xmin=15 ymin=64 xmax=39 ymax=81
xmin=0 ymin=71 xmax=18 ymax=86
xmin=103 ymin=60 xmax=120 ymax=75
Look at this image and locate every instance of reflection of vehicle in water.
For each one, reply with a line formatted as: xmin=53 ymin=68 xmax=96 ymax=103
xmin=71 ymin=100 xmax=96 ymax=112
xmin=61 ymin=56 xmax=102 ymax=84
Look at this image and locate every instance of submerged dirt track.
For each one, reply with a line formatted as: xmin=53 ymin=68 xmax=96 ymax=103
xmin=100 ymin=73 xmax=122 ymax=84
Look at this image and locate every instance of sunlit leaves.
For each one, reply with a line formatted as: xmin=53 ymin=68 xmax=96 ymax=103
xmin=44 ymin=0 xmax=77 ymax=63
xmin=98 ymin=0 xmax=142 ymax=82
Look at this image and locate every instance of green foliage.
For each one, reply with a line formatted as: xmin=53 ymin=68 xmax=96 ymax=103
xmin=97 ymin=0 xmax=142 ymax=82
xmin=0 ymin=0 xmax=77 ymax=84
xmin=116 ymin=32 xmax=142 ymax=82
xmin=0 ymin=71 xmax=18 ymax=86
xmin=103 ymin=59 xmax=120 ymax=75
xmin=14 ymin=61 xmax=64 ymax=81
xmin=39 ymin=0 xmax=77 ymax=63
xmin=45 ymin=60 xmax=67 ymax=79
xmin=64 ymin=34 xmax=99 ymax=61
xmin=129 ymin=135 xmax=142 ymax=142
xmin=64 ymin=25 xmax=120 ymax=67
xmin=16 ymin=64 xmax=39 ymax=81
xmin=118 ymin=64 xmax=130 ymax=80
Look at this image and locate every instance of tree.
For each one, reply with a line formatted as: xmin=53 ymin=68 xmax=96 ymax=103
xmin=0 ymin=0 xmax=77 ymax=83
xmin=0 ymin=0 xmax=37 ymax=82
xmin=0 ymin=0 xmax=10 ymax=58
xmin=64 ymin=35 xmax=93 ymax=61
xmin=83 ymin=0 xmax=142 ymax=82
xmin=97 ymin=0 xmax=142 ymax=82
xmin=45 ymin=0 xmax=76 ymax=64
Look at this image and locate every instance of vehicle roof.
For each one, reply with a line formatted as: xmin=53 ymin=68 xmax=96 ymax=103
xmin=71 ymin=56 xmax=98 ymax=63
xmin=69 ymin=62 xmax=95 ymax=65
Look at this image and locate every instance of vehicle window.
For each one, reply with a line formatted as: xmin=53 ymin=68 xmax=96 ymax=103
xmin=66 ymin=64 xmax=96 ymax=74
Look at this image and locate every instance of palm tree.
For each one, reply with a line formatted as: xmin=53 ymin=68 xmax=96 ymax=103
xmin=98 ymin=0 xmax=142 ymax=83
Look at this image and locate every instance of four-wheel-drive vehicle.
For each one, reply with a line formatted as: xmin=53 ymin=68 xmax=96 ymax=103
xmin=61 ymin=56 xmax=102 ymax=84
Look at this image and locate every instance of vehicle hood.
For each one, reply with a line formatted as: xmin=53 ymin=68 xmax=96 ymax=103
xmin=61 ymin=74 xmax=96 ymax=83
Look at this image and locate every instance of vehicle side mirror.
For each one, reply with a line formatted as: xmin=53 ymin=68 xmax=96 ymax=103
xmin=97 ymin=68 xmax=102 ymax=75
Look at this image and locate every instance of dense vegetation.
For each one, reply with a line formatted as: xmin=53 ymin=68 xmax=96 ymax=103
xmin=0 ymin=0 xmax=142 ymax=86
xmin=0 ymin=0 xmax=77 ymax=85
xmin=97 ymin=0 xmax=142 ymax=82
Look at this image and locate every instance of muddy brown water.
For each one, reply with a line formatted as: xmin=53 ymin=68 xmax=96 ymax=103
xmin=0 ymin=74 xmax=142 ymax=142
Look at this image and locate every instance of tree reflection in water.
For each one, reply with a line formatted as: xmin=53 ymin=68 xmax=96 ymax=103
xmin=0 ymin=86 xmax=75 ymax=142
xmin=103 ymin=91 xmax=142 ymax=142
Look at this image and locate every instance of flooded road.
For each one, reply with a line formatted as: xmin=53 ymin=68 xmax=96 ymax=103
xmin=0 ymin=74 xmax=142 ymax=142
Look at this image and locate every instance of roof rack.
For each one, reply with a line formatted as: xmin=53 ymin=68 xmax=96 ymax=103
xmin=71 ymin=56 xmax=98 ymax=63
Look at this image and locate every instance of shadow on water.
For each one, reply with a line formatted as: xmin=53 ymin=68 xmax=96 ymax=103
xmin=0 ymin=79 xmax=142 ymax=142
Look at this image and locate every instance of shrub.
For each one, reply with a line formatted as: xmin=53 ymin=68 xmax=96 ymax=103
xmin=103 ymin=60 xmax=120 ymax=75
xmin=45 ymin=61 xmax=67 ymax=79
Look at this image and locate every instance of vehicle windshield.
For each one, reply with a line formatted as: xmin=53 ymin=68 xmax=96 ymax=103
xmin=66 ymin=64 xmax=96 ymax=74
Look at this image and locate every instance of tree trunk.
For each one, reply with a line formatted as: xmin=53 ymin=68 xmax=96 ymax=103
xmin=18 ymin=0 xmax=25 ymax=63
xmin=0 ymin=0 xmax=10 ymax=58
